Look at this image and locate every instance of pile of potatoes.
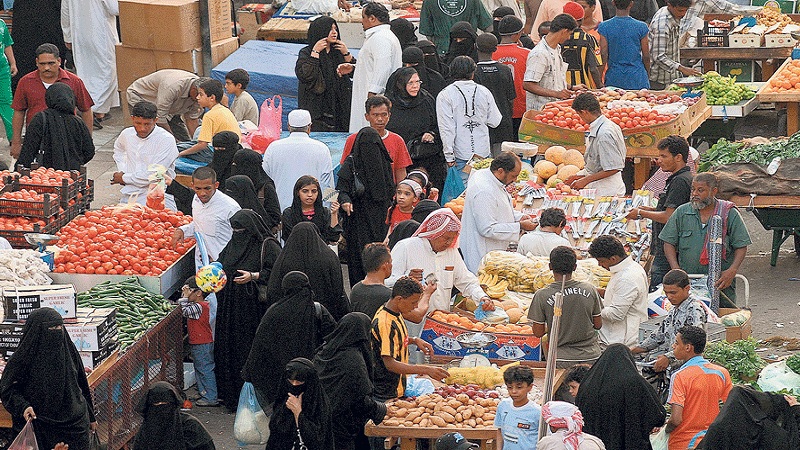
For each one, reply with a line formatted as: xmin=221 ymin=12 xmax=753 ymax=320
xmin=381 ymin=394 xmax=499 ymax=428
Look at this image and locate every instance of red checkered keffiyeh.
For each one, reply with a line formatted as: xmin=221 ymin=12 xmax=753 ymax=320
xmin=542 ymin=401 xmax=585 ymax=450
xmin=412 ymin=208 xmax=461 ymax=247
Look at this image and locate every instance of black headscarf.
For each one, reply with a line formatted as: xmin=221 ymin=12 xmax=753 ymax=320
xmin=0 ymin=307 xmax=94 ymax=432
xmin=445 ymin=22 xmax=479 ymax=66
xmin=267 ymin=358 xmax=334 ymax=450
xmin=245 ymin=272 xmax=324 ymax=406
xmin=576 ymin=344 xmax=667 ymax=450
xmin=18 ymin=82 xmax=95 ymax=171
xmin=229 ymin=149 xmax=281 ymax=230
xmin=390 ymin=18 xmax=418 ymax=49
xmin=218 ymin=209 xmax=270 ymax=277
xmin=132 ymin=382 xmax=214 ymax=450
xmin=698 ymin=386 xmax=800 ymax=450
xmin=351 ymin=127 xmax=395 ymax=202
xmin=267 ymin=222 xmax=349 ymax=320
xmin=412 ymin=199 xmax=441 ymax=223
xmin=386 ymin=67 xmax=425 ymax=109
xmin=417 ymin=40 xmax=448 ymax=77
xmin=306 ymin=16 xmax=341 ymax=101
xmin=388 ymin=219 xmax=420 ymax=249
xmin=224 ymin=175 xmax=270 ymax=224
xmin=210 ymin=131 xmax=243 ymax=186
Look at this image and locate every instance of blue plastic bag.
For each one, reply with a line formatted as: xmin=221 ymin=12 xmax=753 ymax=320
xmin=234 ymin=382 xmax=270 ymax=445
xmin=405 ymin=375 xmax=435 ymax=397
xmin=442 ymin=166 xmax=466 ymax=204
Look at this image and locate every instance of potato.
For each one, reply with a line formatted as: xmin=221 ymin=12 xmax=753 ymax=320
xmin=413 ymin=416 xmax=423 ymax=424
xmin=476 ymin=417 xmax=484 ymax=425
xmin=384 ymin=418 xmax=400 ymax=426
xmin=419 ymin=418 xmax=430 ymax=427
xmin=447 ymin=399 xmax=461 ymax=409
xmin=438 ymin=411 xmax=455 ymax=423
xmin=474 ymin=405 xmax=485 ymax=417
xmin=406 ymin=411 xmax=421 ymax=421
xmin=401 ymin=421 xmax=413 ymax=427
xmin=396 ymin=400 xmax=415 ymax=409
xmin=482 ymin=413 xmax=494 ymax=421
xmin=421 ymin=412 xmax=430 ymax=419
xmin=442 ymin=405 xmax=458 ymax=416
xmin=456 ymin=393 xmax=470 ymax=403
xmin=455 ymin=412 xmax=463 ymax=422
xmin=395 ymin=408 xmax=408 ymax=417
xmin=433 ymin=403 xmax=443 ymax=413
xmin=462 ymin=408 xmax=473 ymax=420
xmin=430 ymin=416 xmax=446 ymax=427
xmin=456 ymin=405 xmax=466 ymax=413
xmin=467 ymin=418 xmax=477 ymax=427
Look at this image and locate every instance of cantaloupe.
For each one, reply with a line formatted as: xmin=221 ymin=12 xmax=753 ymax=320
xmin=506 ymin=308 xmax=524 ymax=324
xmin=557 ymin=164 xmax=581 ymax=181
xmin=544 ymin=146 xmax=566 ymax=165
xmin=546 ymin=175 xmax=562 ymax=188
xmin=563 ymin=149 xmax=585 ymax=169
xmin=499 ymin=299 xmax=518 ymax=311
xmin=535 ymin=160 xmax=558 ymax=179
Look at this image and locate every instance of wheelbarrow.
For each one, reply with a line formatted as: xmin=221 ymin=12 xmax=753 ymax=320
xmin=731 ymin=194 xmax=800 ymax=267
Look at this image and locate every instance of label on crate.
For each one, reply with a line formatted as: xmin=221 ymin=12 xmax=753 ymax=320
xmin=2 ymin=284 xmax=77 ymax=320
xmin=421 ymin=316 xmax=543 ymax=361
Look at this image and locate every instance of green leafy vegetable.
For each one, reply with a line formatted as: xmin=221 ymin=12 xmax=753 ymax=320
xmin=705 ymin=338 xmax=766 ymax=384
xmin=699 ymin=132 xmax=800 ymax=172
xmin=787 ymin=353 xmax=800 ymax=375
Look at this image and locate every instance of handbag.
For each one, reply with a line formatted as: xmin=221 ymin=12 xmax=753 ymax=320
xmin=407 ymin=136 xmax=441 ymax=160
xmin=257 ymin=237 xmax=280 ymax=303
xmin=347 ymin=155 xmax=366 ymax=198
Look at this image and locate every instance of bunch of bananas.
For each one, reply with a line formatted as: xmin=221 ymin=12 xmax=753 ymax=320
xmin=478 ymin=272 xmax=510 ymax=299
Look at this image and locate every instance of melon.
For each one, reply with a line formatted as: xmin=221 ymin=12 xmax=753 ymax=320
xmin=557 ymin=164 xmax=581 ymax=180
xmin=546 ymin=175 xmax=562 ymax=188
xmin=506 ymin=308 xmax=524 ymax=324
xmin=544 ymin=146 xmax=566 ymax=165
xmin=535 ymin=160 xmax=558 ymax=179
xmin=563 ymin=149 xmax=585 ymax=169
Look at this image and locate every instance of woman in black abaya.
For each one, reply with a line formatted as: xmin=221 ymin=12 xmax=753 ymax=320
xmin=243 ymin=272 xmax=336 ymax=411
xmin=229 ymin=149 xmax=282 ymax=232
xmin=0 ymin=308 xmax=96 ymax=450
xmin=336 ymin=127 xmax=395 ymax=286
xmin=17 ymin=82 xmax=94 ymax=170
xmin=267 ymin=358 xmax=334 ymax=450
xmin=314 ymin=313 xmax=387 ymax=450
xmin=210 ymin=130 xmax=243 ymax=187
xmin=576 ymin=344 xmax=667 ymax=450
xmin=267 ymin=222 xmax=350 ymax=320
xmin=444 ymin=22 xmax=479 ymax=67
xmin=132 ymin=382 xmax=215 ymax=450
xmin=281 ymin=175 xmax=342 ymax=244
xmin=224 ymin=175 xmax=280 ymax=231
xmin=215 ymin=209 xmax=282 ymax=410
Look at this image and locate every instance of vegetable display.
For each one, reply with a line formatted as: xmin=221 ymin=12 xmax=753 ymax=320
xmin=429 ymin=310 xmax=534 ymax=334
xmin=54 ymin=206 xmax=194 ymax=275
xmin=698 ymin=133 xmax=800 ymax=172
xmin=77 ymin=278 xmax=174 ymax=350
xmin=381 ymin=392 xmax=499 ymax=428
xmin=0 ymin=249 xmax=52 ymax=287
xmin=699 ymin=71 xmax=755 ymax=105
xmin=787 ymin=354 xmax=800 ymax=375
xmin=705 ymin=338 xmax=766 ymax=383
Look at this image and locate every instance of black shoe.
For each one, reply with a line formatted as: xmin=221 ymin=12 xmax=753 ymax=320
xmin=93 ymin=117 xmax=103 ymax=130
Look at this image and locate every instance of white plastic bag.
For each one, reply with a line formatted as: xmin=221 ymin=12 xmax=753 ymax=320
xmin=291 ymin=0 xmax=337 ymax=13
xmin=757 ymin=361 xmax=800 ymax=395
xmin=649 ymin=428 xmax=668 ymax=450
xmin=9 ymin=420 xmax=38 ymax=450
xmin=234 ymin=382 xmax=270 ymax=445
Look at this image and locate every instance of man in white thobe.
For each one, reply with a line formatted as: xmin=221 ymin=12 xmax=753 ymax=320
xmin=112 ymin=101 xmax=179 ymax=210
xmin=61 ymin=0 xmax=120 ymax=118
xmin=172 ymin=167 xmax=241 ymax=334
xmin=588 ymin=235 xmax=649 ymax=348
xmin=342 ymin=2 xmax=401 ymax=133
xmin=460 ymin=152 xmax=538 ymax=273
xmin=262 ymin=109 xmax=334 ymax=211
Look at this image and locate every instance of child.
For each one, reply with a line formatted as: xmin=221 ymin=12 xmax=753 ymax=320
xmin=407 ymin=169 xmax=439 ymax=202
xmin=386 ymin=179 xmax=423 ymax=236
xmin=178 ymin=79 xmax=242 ymax=163
xmin=280 ymin=175 xmax=341 ymax=244
xmin=350 ymin=242 xmax=393 ymax=319
xmin=225 ymin=68 xmax=259 ymax=124
xmin=495 ymin=365 xmax=541 ymax=450
xmin=517 ymin=207 xmax=571 ymax=258
xmin=560 ymin=1 xmax=602 ymax=89
xmin=179 ymin=276 xmax=218 ymax=407
xmin=537 ymin=21 xmax=551 ymax=40
xmin=563 ymin=364 xmax=591 ymax=399
xmin=597 ymin=0 xmax=650 ymax=90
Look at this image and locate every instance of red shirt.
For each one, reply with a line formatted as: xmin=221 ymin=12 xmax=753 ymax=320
xmin=493 ymin=44 xmax=530 ymax=119
xmin=187 ymin=300 xmax=213 ymax=345
xmin=12 ymin=68 xmax=94 ymax=124
xmin=340 ymin=131 xmax=413 ymax=183
xmin=386 ymin=206 xmax=413 ymax=232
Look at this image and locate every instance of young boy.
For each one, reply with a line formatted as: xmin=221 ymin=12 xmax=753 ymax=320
xmin=178 ymin=78 xmax=241 ymax=163
xmin=494 ymin=365 xmax=541 ymax=450
xmin=563 ymin=364 xmax=591 ymax=398
xmin=560 ymin=1 xmax=602 ymax=89
xmin=517 ymin=207 xmax=570 ymax=258
xmin=179 ymin=276 xmax=218 ymax=406
xmin=225 ymin=68 xmax=259 ymax=124
xmin=351 ymin=242 xmax=393 ymax=319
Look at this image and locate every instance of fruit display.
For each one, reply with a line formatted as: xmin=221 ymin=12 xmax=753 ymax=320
xmin=699 ymin=134 xmax=800 ymax=172
xmin=766 ymin=59 xmax=800 ymax=92
xmin=473 ymin=158 xmax=492 ymax=170
xmin=535 ymin=146 xmax=586 ymax=191
xmin=77 ymin=278 xmax=175 ymax=350
xmin=444 ymin=369 xmax=506 ymax=389
xmin=53 ymin=206 xmax=194 ymax=276
xmin=17 ymin=167 xmax=77 ymax=187
xmin=444 ymin=196 xmax=464 ymax=217
xmin=429 ymin=310 xmax=534 ymax=334
xmin=479 ymin=251 xmax=611 ymax=293
xmin=738 ymin=5 xmax=792 ymax=28
xmin=477 ymin=272 xmax=508 ymax=299
xmin=698 ymin=71 xmax=755 ymax=105
xmin=381 ymin=392 xmax=499 ymax=428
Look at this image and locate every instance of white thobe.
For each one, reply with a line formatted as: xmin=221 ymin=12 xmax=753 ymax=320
xmin=459 ymin=168 xmax=523 ymax=272
xmin=349 ymin=24 xmax=402 ymax=133
xmin=62 ymin=0 xmax=120 ymax=114
xmin=113 ymin=126 xmax=179 ymax=210
xmin=262 ymin=132 xmax=334 ymax=211
xmin=436 ymin=80 xmax=502 ymax=161
xmin=599 ymin=256 xmax=649 ymax=348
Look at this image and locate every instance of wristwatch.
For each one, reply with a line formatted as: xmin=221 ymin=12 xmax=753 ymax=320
xmin=636 ymin=210 xmax=643 ymax=220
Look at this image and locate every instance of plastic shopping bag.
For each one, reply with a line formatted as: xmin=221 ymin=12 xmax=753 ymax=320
xmin=758 ymin=361 xmax=800 ymax=395
xmin=146 ymin=164 xmax=168 ymax=210
xmin=234 ymin=382 xmax=270 ymax=445
xmin=9 ymin=420 xmax=38 ymax=450
xmin=243 ymin=96 xmax=282 ymax=154
xmin=649 ymin=428 xmax=668 ymax=450
xmin=442 ymin=166 xmax=466 ymax=205
xmin=405 ymin=375 xmax=435 ymax=397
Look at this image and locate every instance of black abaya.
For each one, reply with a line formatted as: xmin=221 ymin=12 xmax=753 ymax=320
xmin=210 ymin=130 xmax=242 ymax=187
xmin=132 ymin=382 xmax=215 ymax=450
xmin=444 ymin=22 xmax=479 ymax=67
xmin=11 ymin=0 xmax=68 ymax=88
xmin=243 ymin=272 xmax=336 ymax=407
xmin=267 ymin=222 xmax=350 ymax=320
xmin=314 ymin=313 xmax=387 ymax=450
xmin=575 ymin=344 xmax=667 ymax=450
xmin=224 ymin=175 xmax=277 ymax=230
xmin=0 ymin=308 xmax=95 ymax=450
xmin=215 ymin=209 xmax=280 ymax=410
xmin=229 ymin=149 xmax=282 ymax=230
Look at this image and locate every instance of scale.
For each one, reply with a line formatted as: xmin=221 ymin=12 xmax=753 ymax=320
xmin=24 ymin=233 xmax=59 ymax=270
xmin=455 ymin=332 xmax=497 ymax=367
xmin=673 ymin=76 xmax=705 ymax=98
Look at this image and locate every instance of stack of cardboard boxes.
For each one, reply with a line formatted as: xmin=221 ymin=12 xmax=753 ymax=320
xmin=115 ymin=0 xmax=240 ymax=95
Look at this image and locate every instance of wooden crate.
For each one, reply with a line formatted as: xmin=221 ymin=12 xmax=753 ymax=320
xmin=757 ymin=58 xmax=800 ymax=102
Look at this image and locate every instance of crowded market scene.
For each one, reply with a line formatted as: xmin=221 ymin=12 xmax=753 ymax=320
xmin=0 ymin=0 xmax=798 ymax=448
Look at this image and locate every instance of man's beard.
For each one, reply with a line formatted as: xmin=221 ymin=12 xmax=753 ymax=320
xmin=691 ymin=197 xmax=714 ymax=210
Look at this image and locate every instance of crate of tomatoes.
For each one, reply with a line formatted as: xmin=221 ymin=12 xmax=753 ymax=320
xmin=15 ymin=166 xmax=87 ymax=202
xmin=0 ymin=189 xmax=66 ymax=218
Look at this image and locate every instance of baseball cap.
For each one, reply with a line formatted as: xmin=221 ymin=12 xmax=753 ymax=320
xmin=497 ymin=16 xmax=524 ymax=35
xmin=435 ymin=433 xmax=479 ymax=450
xmin=288 ymin=109 xmax=312 ymax=128
xmin=563 ymin=1 xmax=585 ymax=20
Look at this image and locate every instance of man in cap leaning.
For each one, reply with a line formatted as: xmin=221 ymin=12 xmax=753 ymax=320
xmin=492 ymin=15 xmax=531 ymax=134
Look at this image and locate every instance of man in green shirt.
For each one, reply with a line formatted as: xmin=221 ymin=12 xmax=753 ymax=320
xmin=0 ymin=19 xmax=16 ymax=143
xmin=419 ymin=0 xmax=493 ymax=54
xmin=659 ymin=172 xmax=751 ymax=306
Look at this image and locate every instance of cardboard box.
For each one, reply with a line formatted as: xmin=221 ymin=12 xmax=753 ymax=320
xmin=717 ymin=59 xmax=756 ymax=83
xmin=119 ymin=0 xmax=231 ymax=52
xmin=0 ymin=322 xmax=25 ymax=356
xmin=79 ymin=341 xmax=118 ymax=370
xmin=237 ymin=4 xmax=272 ymax=43
xmin=718 ymin=307 xmax=753 ymax=342
xmin=116 ymin=37 xmax=240 ymax=90
xmin=765 ymin=33 xmax=795 ymax=47
xmin=65 ymin=308 xmax=117 ymax=351
xmin=2 ymin=285 xmax=77 ymax=321
xmin=728 ymin=33 xmax=764 ymax=48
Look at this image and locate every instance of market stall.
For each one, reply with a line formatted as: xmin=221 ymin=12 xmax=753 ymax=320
xmin=758 ymin=58 xmax=800 ymax=135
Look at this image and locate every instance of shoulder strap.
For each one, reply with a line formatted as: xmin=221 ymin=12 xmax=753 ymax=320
xmin=314 ymin=301 xmax=322 ymax=322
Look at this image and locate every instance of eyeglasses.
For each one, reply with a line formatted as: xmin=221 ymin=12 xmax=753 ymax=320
xmin=407 ymin=80 xmax=423 ymax=86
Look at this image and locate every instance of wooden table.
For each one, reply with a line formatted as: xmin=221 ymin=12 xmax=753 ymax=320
xmin=680 ymin=47 xmax=792 ymax=80
xmin=757 ymin=58 xmax=800 ymax=135
xmin=256 ymin=17 xmax=310 ymax=42
xmin=365 ymin=424 xmax=497 ymax=450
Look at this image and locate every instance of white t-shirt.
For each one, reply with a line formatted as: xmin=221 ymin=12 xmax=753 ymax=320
xmin=517 ymin=229 xmax=571 ymax=258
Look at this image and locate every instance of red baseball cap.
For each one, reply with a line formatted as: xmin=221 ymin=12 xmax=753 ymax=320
xmin=563 ymin=1 xmax=585 ymax=20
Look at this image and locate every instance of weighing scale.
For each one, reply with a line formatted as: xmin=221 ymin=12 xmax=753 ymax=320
xmin=24 ymin=233 xmax=59 ymax=270
xmin=455 ymin=332 xmax=497 ymax=367
xmin=673 ymin=76 xmax=705 ymax=98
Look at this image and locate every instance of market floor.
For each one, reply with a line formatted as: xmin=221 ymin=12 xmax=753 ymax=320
xmin=10 ymin=106 xmax=799 ymax=449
